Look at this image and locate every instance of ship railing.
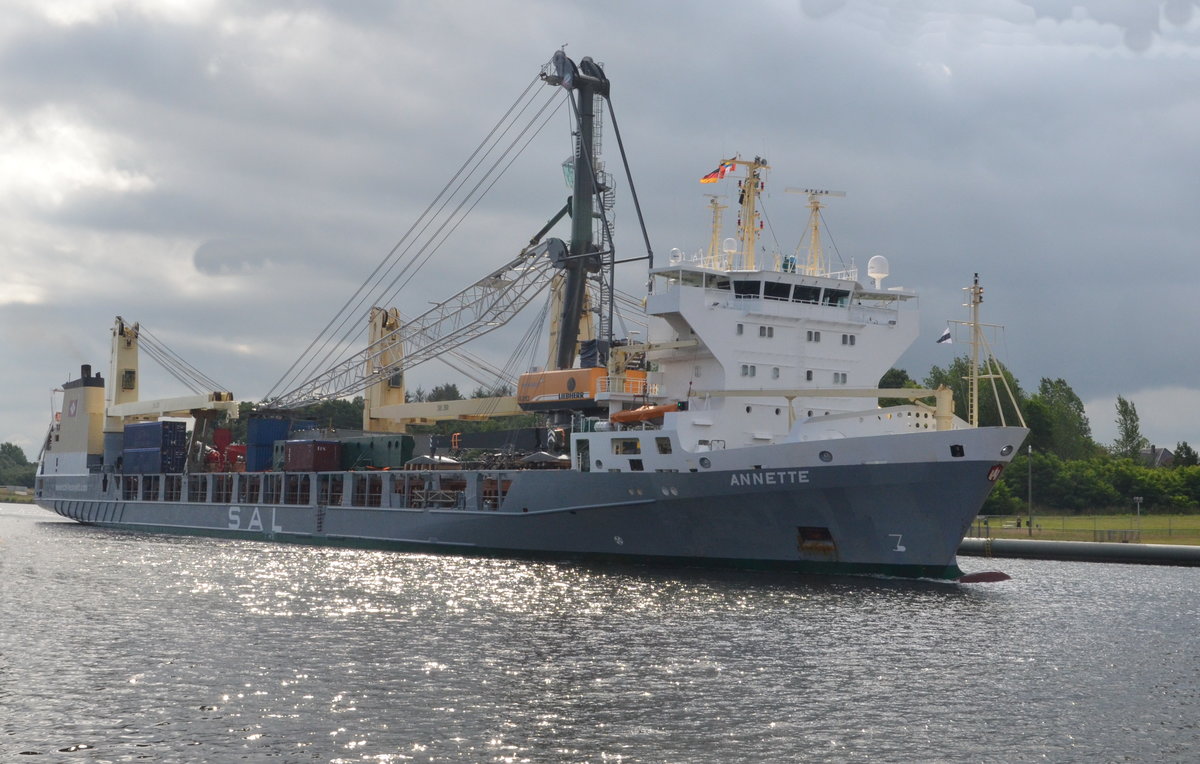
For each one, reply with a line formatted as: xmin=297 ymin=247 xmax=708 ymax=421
xmin=596 ymin=376 xmax=661 ymax=397
xmin=105 ymin=467 xmax=516 ymax=512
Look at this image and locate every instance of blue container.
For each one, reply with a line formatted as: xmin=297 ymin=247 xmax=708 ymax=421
xmin=124 ymin=421 xmax=186 ymax=450
xmin=122 ymin=446 xmax=185 ymax=474
xmin=247 ymin=418 xmax=289 ymax=447
xmin=245 ymin=443 xmax=274 ymax=472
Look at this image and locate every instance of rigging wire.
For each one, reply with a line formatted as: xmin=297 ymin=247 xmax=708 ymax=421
xmin=273 ymin=87 xmax=564 ymax=403
xmin=137 ymin=326 xmax=228 ymax=394
xmin=266 ymin=74 xmax=547 ymax=400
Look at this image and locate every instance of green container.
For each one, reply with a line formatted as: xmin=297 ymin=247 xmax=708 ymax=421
xmin=339 ymin=434 xmax=415 ymax=470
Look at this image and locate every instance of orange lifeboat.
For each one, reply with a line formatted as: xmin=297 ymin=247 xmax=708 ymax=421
xmin=609 ymin=402 xmax=683 ymax=424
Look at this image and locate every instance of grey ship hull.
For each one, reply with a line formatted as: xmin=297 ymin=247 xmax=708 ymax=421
xmin=36 ymin=430 xmax=1023 ymax=579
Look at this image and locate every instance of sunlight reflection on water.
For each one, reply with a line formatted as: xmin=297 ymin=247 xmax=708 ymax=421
xmin=2 ymin=503 xmax=1198 ymax=762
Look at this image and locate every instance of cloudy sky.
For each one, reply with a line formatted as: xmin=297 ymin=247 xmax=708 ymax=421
xmin=2 ymin=0 xmax=1199 ymax=460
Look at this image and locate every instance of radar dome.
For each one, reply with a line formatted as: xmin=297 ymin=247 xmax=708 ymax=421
xmin=867 ymin=255 xmax=890 ymax=288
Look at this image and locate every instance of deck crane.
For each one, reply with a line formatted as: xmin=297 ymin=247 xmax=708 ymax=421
xmin=265 ymin=238 xmax=568 ymax=410
xmin=267 ymin=51 xmax=657 ymax=431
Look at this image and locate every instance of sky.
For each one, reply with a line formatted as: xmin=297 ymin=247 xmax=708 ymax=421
xmin=2 ymin=0 xmax=1199 ymax=461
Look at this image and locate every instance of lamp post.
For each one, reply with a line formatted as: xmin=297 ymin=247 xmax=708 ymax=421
xmin=1027 ymin=444 xmax=1033 ymax=537
xmin=1133 ymin=496 xmax=1143 ymax=530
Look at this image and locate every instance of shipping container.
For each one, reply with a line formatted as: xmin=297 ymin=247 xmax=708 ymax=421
xmin=247 ymin=417 xmax=289 ymax=448
xmin=283 ymin=440 xmax=342 ymax=472
xmin=339 ymin=434 xmax=415 ymax=470
xmin=245 ymin=444 xmax=273 ymax=472
xmin=122 ymin=446 xmax=185 ymax=474
xmin=124 ymin=420 xmax=187 ymax=450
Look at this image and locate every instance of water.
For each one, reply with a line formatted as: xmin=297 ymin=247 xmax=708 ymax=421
xmin=2 ymin=502 xmax=1197 ymax=763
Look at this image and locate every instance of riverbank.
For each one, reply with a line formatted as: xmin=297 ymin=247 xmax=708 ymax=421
xmin=971 ymin=513 xmax=1200 ymax=546
xmin=0 ymin=489 xmax=33 ymax=505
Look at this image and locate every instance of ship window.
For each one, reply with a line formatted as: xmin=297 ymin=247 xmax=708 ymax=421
xmin=712 ymin=277 xmax=731 ymax=290
xmin=737 ymin=323 xmax=744 ymax=335
xmin=694 ymin=365 xmax=702 ymax=378
xmin=749 ymin=365 xmax=756 ymax=377
xmin=823 ymin=288 xmax=850 ymax=307
xmin=759 ymin=326 xmax=775 ymax=338
xmin=764 ymin=281 xmax=790 ymax=300
xmin=806 ymin=330 xmax=821 ymax=342
xmin=806 ymin=370 xmax=813 ymax=381
xmin=121 ymin=369 xmax=136 ymax=390
xmin=576 ymin=440 xmax=590 ymax=472
xmin=629 ymin=459 xmax=644 ymax=472
xmin=613 ymin=438 xmax=641 ymax=455
xmin=951 ymin=445 xmax=965 ymax=458
xmin=793 ymin=285 xmax=821 ymax=303
xmin=656 ymin=437 xmax=673 ymax=455
xmin=733 ymin=280 xmax=761 ymax=297
xmin=772 ymin=367 xmax=780 ymax=379
xmin=741 ymin=365 xmax=749 ymax=377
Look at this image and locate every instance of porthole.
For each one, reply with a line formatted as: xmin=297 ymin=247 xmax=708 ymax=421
xmin=699 ymin=457 xmax=711 ymax=469
xmin=595 ymin=459 xmax=603 ymax=469
xmin=819 ymin=451 xmax=833 ymax=462
xmin=1000 ymin=445 xmax=1014 ymax=456
xmin=745 ymin=406 xmax=752 ymax=414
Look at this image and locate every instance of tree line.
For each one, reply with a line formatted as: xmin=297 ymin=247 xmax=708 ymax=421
xmin=1 ymin=442 xmax=35 ymax=487
xmin=882 ymin=357 xmax=1196 ymax=515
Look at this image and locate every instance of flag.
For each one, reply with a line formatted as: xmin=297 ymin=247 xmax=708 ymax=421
xmin=936 ymin=327 xmax=953 ymax=344
xmin=699 ymin=168 xmax=721 ymax=183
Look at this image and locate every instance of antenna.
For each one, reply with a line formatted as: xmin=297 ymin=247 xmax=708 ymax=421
xmin=785 ymin=187 xmax=846 ymax=276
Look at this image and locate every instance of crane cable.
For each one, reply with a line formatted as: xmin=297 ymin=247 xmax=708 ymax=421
xmin=265 ymin=74 xmax=553 ymax=400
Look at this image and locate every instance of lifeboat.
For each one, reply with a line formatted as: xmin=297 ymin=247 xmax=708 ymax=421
xmin=609 ymin=402 xmax=683 ymax=424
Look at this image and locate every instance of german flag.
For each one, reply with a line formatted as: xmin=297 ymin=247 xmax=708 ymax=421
xmin=699 ymin=167 xmax=721 ymax=183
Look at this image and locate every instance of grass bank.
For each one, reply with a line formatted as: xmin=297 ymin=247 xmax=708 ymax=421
xmin=973 ymin=514 xmax=1200 ymax=546
xmin=0 ymin=487 xmax=35 ymax=504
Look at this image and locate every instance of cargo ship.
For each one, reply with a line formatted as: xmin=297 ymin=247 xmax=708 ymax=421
xmin=34 ymin=52 xmax=1027 ymax=579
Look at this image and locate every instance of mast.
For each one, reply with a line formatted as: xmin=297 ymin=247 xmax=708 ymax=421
xmin=784 ymin=188 xmax=846 ymax=275
xmin=733 ymin=156 xmax=769 ymax=270
xmin=968 ymin=273 xmax=983 ymax=427
xmin=705 ymin=194 xmax=727 ymax=267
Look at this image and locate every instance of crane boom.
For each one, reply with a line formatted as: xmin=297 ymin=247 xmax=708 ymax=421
xmin=267 ymin=239 xmax=567 ymax=408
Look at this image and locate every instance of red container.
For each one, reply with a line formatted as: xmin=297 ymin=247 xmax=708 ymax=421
xmin=283 ymin=440 xmax=343 ymax=472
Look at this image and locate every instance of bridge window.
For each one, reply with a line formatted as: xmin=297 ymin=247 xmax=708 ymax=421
xmin=806 ymin=330 xmax=821 ymax=342
xmin=793 ymin=285 xmax=821 ymax=303
xmin=733 ymin=280 xmax=761 ymax=298
xmin=764 ymin=282 xmax=790 ymax=300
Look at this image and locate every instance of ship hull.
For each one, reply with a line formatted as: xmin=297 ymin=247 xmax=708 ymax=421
xmin=36 ymin=429 xmax=1023 ymax=580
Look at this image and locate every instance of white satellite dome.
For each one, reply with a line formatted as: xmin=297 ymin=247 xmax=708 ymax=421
xmin=867 ymin=255 xmax=890 ymax=288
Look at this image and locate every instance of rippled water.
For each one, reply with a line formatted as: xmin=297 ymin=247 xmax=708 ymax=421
xmin=2 ymin=502 xmax=1197 ymax=762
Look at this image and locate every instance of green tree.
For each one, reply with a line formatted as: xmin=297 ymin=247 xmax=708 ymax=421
xmin=471 ymin=384 xmax=513 ymax=399
xmin=0 ymin=442 xmax=35 ymax=487
xmin=1028 ymin=377 xmax=1095 ymax=460
xmin=1175 ymin=441 xmax=1199 ymax=467
xmin=924 ymin=356 xmax=1025 ymax=426
xmin=1111 ymin=395 xmax=1148 ymax=458
xmin=428 ymin=383 xmax=463 ymax=402
xmin=877 ymin=367 xmax=921 ymax=407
